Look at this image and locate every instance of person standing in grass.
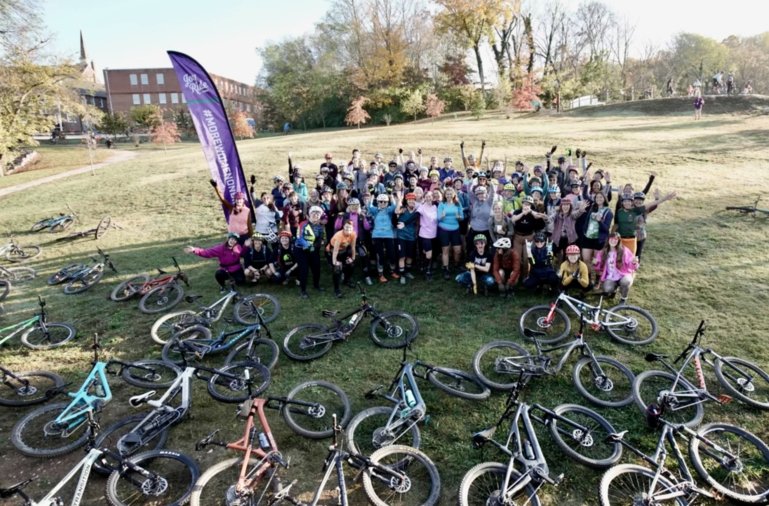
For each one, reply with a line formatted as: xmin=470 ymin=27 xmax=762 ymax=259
xmin=326 ymin=220 xmax=357 ymax=298
xmin=693 ymin=94 xmax=704 ymax=120
xmin=185 ymin=232 xmax=246 ymax=290
xmin=437 ymin=187 xmax=464 ymax=278
xmin=294 ymin=206 xmax=326 ymax=299
xmin=210 ymin=180 xmax=252 ymax=244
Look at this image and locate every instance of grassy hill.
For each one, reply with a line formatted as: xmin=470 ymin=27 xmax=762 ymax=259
xmin=1 ymin=110 xmax=768 ymax=505
xmin=567 ymin=94 xmax=769 ymax=117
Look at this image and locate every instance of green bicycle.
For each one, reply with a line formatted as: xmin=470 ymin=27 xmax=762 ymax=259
xmin=0 ymin=297 xmax=77 ymax=350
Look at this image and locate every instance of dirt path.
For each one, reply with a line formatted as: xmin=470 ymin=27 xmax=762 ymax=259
xmin=0 ymin=150 xmax=138 ymax=199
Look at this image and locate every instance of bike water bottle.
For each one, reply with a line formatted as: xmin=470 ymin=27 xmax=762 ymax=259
xmin=258 ymin=432 xmax=271 ymax=450
xmin=404 ymin=389 xmax=417 ymax=408
xmin=349 ymin=313 xmax=359 ymax=326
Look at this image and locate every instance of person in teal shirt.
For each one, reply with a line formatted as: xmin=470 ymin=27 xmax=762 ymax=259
xmin=438 ymin=187 xmax=465 ymax=279
xmin=368 ymin=193 xmax=398 ymax=282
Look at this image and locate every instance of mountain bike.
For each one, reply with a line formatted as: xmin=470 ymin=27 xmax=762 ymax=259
xmin=0 ymin=278 xmax=8 ymax=301
xmin=0 ymin=238 xmax=42 ymax=262
xmin=31 ymin=204 xmax=78 ymax=233
xmin=346 ymin=345 xmax=490 ymax=457
xmin=54 ymin=215 xmax=113 ymax=241
xmin=0 ymin=296 xmax=76 ymax=350
xmin=632 ymin=320 xmax=769 ymax=427
xmin=1 ymin=410 xmax=199 ymax=506
xmin=0 ymin=365 xmax=65 ymax=407
xmin=149 ymin=285 xmax=280 ymax=345
xmin=0 ymin=264 xmax=37 ymax=283
xmin=599 ymin=411 xmax=769 ymax=505
xmin=274 ymin=414 xmax=442 ymax=506
xmin=47 ymin=248 xmax=117 ymax=294
xmin=282 ymin=283 xmax=418 ymax=361
xmin=109 ymin=256 xmax=190 ymax=314
xmin=519 ymin=291 xmax=658 ymax=345
xmin=10 ymin=334 xmax=180 ymax=457
xmin=725 ymin=195 xmax=769 ymax=217
xmin=189 ymin=382 xmax=352 ymax=504
xmin=474 ymin=316 xmax=635 ymax=408
xmin=457 ymin=374 xmax=622 ymax=506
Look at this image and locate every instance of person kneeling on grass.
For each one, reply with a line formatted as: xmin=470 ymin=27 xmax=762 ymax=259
xmin=559 ymin=244 xmax=590 ymax=294
xmin=593 ymin=232 xmax=638 ymax=305
xmin=273 ymin=230 xmax=298 ymax=285
xmin=492 ymin=237 xmax=521 ymax=297
xmin=326 ymin=220 xmax=357 ymax=298
xmin=456 ymin=234 xmax=494 ymax=295
xmin=185 ymin=232 xmax=245 ymax=291
xmin=244 ymin=233 xmax=276 ymax=284
xmin=522 ymin=233 xmax=559 ymax=292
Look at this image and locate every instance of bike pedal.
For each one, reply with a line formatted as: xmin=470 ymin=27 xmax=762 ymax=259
xmin=717 ymin=394 xmax=733 ymax=405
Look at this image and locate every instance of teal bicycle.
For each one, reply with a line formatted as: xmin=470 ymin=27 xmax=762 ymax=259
xmin=0 ymin=297 xmax=76 ymax=350
xmin=10 ymin=334 xmax=181 ymax=458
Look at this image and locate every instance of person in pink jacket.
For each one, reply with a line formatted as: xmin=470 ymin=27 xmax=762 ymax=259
xmin=593 ymin=232 xmax=638 ymax=304
xmin=185 ymin=232 xmax=246 ymax=290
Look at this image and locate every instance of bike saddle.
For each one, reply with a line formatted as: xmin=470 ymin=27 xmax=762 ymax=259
xmin=606 ymin=431 xmax=628 ymax=443
xmin=523 ymin=328 xmax=547 ymax=339
xmin=471 ymin=427 xmax=496 ymax=447
xmin=321 ymin=309 xmax=339 ymax=318
xmin=644 ymin=352 xmax=667 ymax=362
xmin=129 ymin=390 xmax=157 ymax=408
xmin=157 ymin=268 xmax=167 ymax=275
xmin=0 ymin=478 xmax=34 ymax=498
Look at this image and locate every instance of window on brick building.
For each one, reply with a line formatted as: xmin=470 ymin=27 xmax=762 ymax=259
xmin=132 ymin=94 xmax=140 ymax=105
xmin=171 ymin=93 xmax=179 ymax=104
xmin=158 ymin=93 xmax=167 ymax=104
xmin=143 ymin=93 xmax=151 ymax=104
xmin=140 ymin=74 xmax=149 ymax=85
xmin=129 ymin=74 xmax=138 ymax=85
xmin=156 ymin=73 xmax=165 ymax=85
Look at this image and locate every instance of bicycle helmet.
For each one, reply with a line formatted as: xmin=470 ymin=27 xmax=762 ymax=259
xmin=309 ymin=206 xmax=323 ymax=215
xmin=226 ymin=232 xmax=239 ymax=241
xmin=548 ymin=185 xmax=560 ymax=194
xmin=565 ymin=244 xmax=580 ymax=255
xmin=234 ymin=191 xmax=245 ymax=200
xmin=376 ymin=194 xmax=390 ymax=203
xmin=521 ymin=195 xmax=534 ymax=205
xmin=530 ymin=186 xmax=544 ymax=195
xmin=444 ymin=156 xmax=453 ymax=163
xmin=473 ymin=234 xmax=487 ymax=243
xmin=493 ymin=237 xmax=511 ymax=249
xmin=278 ymin=230 xmax=292 ymax=239
xmin=394 ymin=173 xmax=403 ymax=180
xmin=503 ymin=183 xmax=515 ymax=191
xmin=336 ymin=182 xmax=348 ymax=191
xmin=321 ymin=186 xmax=333 ymax=194
xmin=474 ymin=185 xmax=487 ymax=195
xmin=347 ymin=198 xmax=360 ymax=206
xmin=405 ymin=193 xmax=417 ymax=201
xmin=533 ymin=233 xmax=546 ymax=243
xmin=419 ymin=166 xmax=428 ymax=174
xmin=273 ymin=175 xmax=284 ymax=183
xmin=633 ymin=191 xmax=646 ymax=201
xmin=252 ymin=232 xmax=265 ymax=241
xmin=477 ymin=172 xmax=488 ymax=179
xmin=429 ymin=170 xmax=439 ymax=178
xmin=621 ymin=194 xmax=634 ymax=202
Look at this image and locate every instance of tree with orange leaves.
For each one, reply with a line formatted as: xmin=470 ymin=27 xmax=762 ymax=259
xmin=425 ymin=94 xmax=446 ymax=121
xmin=151 ymin=121 xmax=181 ymax=151
xmin=345 ymin=96 xmax=371 ymax=129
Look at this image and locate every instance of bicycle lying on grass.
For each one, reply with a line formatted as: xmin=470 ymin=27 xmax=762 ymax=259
xmin=54 ymin=215 xmax=114 ymax=241
xmin=632 ymin=320 xmax=769 ymax=427
xmin=0 ymin=365 xmax=65 ymax=407
xmin=109 ymin=256 xmax=189 ymax=314
xmin=0 ymin=238 xmax=41 ymax=262
xmin=0 ymin=296 xmax=76 ymax=350
xmin=282 ymin=283 xmax=418 ymax=361
xmin=725 ymin=195 xmax=769 ymax=217
xmin=519 ymin=291 xmax=659 ymax=345
xmin=30 ymin=205 xmax=78 ymax=233
xmin=47 ymin=248 xmax=117 ymax=294
xmin=0 ymin=264 xmax=36 ymax=283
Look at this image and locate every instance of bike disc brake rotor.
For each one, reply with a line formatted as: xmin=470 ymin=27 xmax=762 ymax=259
xmin=225 ymin=485 xmax=252 ymax=506
xmin=570 ymin=428 xmax=594 ymax=447
xmin=385 ymin=324 xmax=404 ymax=339
xmin=595 ymin=375 xmax=615 ymax=392
xmin=307 ymin=403 xmax=326 ymax=419
xmin=535 ymin=316 xmax=554 ymax=328
xmin=140 ymin=476 xmax=169 ymax=497
xmin=43 ymin=420 xmax=74 ymax=438
xmin=388 ymin=474 xmax=412 ymax=494
xmin=736 ymin=377 xmax=756 ymax=393
xmin=16 ymin=385 xmax=39 ymax=397
xmin=372 ymin=427 xmax=397 ymax=449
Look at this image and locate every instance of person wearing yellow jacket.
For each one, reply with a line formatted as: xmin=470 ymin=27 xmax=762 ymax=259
xmin=559 ymin=244 xmax=590 ymax=293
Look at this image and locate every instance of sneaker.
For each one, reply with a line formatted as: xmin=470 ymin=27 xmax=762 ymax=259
xmin=364 ymin=276 xmax=373 ymax=286
xmin=399 ymin=276 xmax=406 ymax=285
xmin=335 ymin=290 xmax=343 ymax=298
xmin=300 ymin=291 xmax=309 ymax=299
xmin=314 ymin=286 xmax=325 ymax=292
xmin=391 ymin=272 xmax=400 ymax=280
xmin=404 ymin=272 xmax=415 ymax=280
xmin=378 ymin=275 xmax=388 ymax=284
xmin=426 ymin=270 xmax=433 ymax=281
xmin=442 ymin=269 xmax=450 ymax=280
xmin=219 ymin=285 xmax=226 ymax=293
xmin=619 ymin=297 xmax=627 ymax=305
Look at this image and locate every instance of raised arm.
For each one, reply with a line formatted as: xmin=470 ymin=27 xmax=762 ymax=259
xmin=210 ymin=180 xmax=234 ymax=211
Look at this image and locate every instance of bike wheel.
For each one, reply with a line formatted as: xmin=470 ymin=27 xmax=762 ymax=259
xmin=549 ymin=404 xmax=622 ymax=469
xmin=472 ymin=341 xmax=533 ymax=391
xmin=632 ymin=370 xmax=704 ymax=428
xmin=363 ymin=445 xmax=441 ymax=506
xmin=63 ymin=268 xmax=103 ymax=294
xmin=572 ymin=356 xmax=635 ymax=408
xmin=189 ymin=457 xmax=283 ymax=506
xmin=31 ymin=219 xmax=49 ymax=232
xmin=347 ymin=406 xmax=421 ymax=456
xmin=150 ymin=310 xmax=197 ymax=345
xmin=93 ymin=414 xmax=171 ymax=475
xmin=224 ymin=338 xmax=280 ymax=370
xmin=207 ymin=361 xmax=271 ymax=403
xmin=139 ymin=283 xmax=184 ymax=314
xmin=604 ymin=305 xmax=658 ymax=346
xmin=50 ymin=217 xmax=74 ymax=232
xmin=0 ymin=370 xmax=64 ymax=407
xmin=121 ymin=360 xmax=181 ymax=389
xmin=110 ymin=274 xmax=149 ymax=301
xmin=161 ymin=326 xmax=213 ymax=365
xmin=0 ymin=279 xmax=8 ymax=300
xmin=282 ymin=380 xmax=351 ymax=439
xmin=714 ymin=357 xmax=769 ymax=410
xmin=6 ymin=266 xmax=36 ymax=282
xmin=233 ymin=293 xmax=281 ymax=324
xmin=6 ymin=244 xmax=41 ymax=262
xmin=599 ymin=464 xmax=687 ymax=506
xmin=426 ymin=367 xmax=490 ymax=401
xmin=95 ymin=215 xmax=111 ymax=239
xmin=47 ymin=264 xmax=81 ymax=285
xmin=21 ymin=322 xmax=77 ymax=350
xmin=518 ymin=305 xmax=571 ymax=344
xmin=690 ymin=423 xmax=769 ymax=504
xmin=457 ymin=462 xmax=541 ymax=506
xmin=106 ymin=449 xmax=199 ymax=506
xmin=282 ymin=323 xmax=334 ymax=361
xmin=10 ymin=401 xmax=89 ymax=457
xmin=369 ymin=310 xmax=419 ymax=348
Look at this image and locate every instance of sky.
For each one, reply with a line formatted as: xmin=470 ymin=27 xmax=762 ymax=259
xmin=41 ymin=0 xmax=768 ymax=85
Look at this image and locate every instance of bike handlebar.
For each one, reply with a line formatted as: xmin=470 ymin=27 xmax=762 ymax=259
xmin=675 ymin=320 xmax=706 ymax=364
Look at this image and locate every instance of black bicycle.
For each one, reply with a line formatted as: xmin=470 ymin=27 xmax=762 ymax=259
xmin=0 ymin=365 xmax=66 ymax=407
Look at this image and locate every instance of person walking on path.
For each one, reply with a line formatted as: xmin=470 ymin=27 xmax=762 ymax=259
xmin=693 ymin=95 xmax=705 ymax=120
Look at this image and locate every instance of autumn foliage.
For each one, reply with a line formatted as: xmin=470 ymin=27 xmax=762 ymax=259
xmin=345 ymin=96 xmax=371 ymax=129
xmin=231 ymin=110 xmax=254 ymax=139
xmin=151 ymin=121 xmax=181 ymax=150
xmin=511 ymin=75 xmax=543 ymax=111
xmin=425 ymin=94 xmax=446 ymax=121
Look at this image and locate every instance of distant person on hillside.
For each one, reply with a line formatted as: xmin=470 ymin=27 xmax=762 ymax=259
xmin=712 ymin=71 xmax=723 ymax=94
xmin=666 ymin=78 xmax=674 ymax=97
xmin=726 ymin=72 xmax=735 ymax=95
xmin=692 ymin=78 xmax=702 ymax=96
xmin=693 ymin=95 xmax=705 ymax=120
xmin=742 ymin=81 xmax=753 ymax=94
xmin=282 ymin=122 xmax=291 ymax=135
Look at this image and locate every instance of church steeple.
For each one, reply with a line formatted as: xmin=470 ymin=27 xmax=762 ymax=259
xmin=79 ymin=30 xmax=87 ymax=64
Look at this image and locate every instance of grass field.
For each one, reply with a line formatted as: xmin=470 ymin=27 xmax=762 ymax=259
xmin=1 ymin=103 xmax=769 ymax=505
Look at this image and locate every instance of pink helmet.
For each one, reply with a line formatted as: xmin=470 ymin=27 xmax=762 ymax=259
xmin=234 ymin=192 xmax=245 ymax=200
xmin=566 ymin=244 xmax=580 ymax=255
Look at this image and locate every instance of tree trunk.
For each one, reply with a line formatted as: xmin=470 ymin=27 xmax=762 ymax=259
xmin=473 ymin=45 xmax=486 ymax=93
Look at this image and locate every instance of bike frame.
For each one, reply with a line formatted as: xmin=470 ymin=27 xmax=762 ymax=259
xmin=547 ymin=293 xmax=634 ymax=330
xmin=179 ymin=324 xmax=261 ymax=359
xmin=0 ymin=315 xmax=39 ymax=347
xmin=376 ymin=361 xmax=429 ymax=442
xmin=194 ymin=288 xmax=238 ymax=323
xmin=29 ymin=448 xmax=105 ymax=506
xmin=53 ymin=362 xmax=112 ymax=431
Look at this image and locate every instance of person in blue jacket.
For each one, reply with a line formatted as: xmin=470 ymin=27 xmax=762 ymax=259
xmin=368 ymin=193 xmax=398 ymax=283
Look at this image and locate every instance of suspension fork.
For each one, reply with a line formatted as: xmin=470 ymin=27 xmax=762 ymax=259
xmin=693 ymin=354 xmax=707 ymax=390
xmin=545 ymin=301 xmax=558 ymax=323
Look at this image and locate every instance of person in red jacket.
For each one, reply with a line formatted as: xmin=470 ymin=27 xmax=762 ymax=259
xmin=491 ymin=237 xmax=521 ymax=297
xmin=185 ymin=232 xmax=245 ymax=290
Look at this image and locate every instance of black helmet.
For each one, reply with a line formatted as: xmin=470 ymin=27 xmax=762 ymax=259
xmin=533 ymin=233 xmax=546 ymax=243
xmin=633 ymin=191 xmax=646 ymax=200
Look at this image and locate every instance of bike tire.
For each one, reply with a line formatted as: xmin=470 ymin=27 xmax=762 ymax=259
xmin=189 ymin=457 xmax=283 ymax=506
xmin=95 ymin=215 xmax=111 ymax=239
xmin=426 ymin=367 xmax=490 ymax=401
xmin=150 ymin=310 xmax=197 ymax=345
xmin=0 ymin=370 xmax=64 ymax=407
xmin=457 ymin=462 xmax=541 ymax=506
xmin=0 ymin=279 xmax=8 ymax=301
xmin=110 ymin=274 xmax=150 ymax=301
xmin=572 ymin=356 xmax=635 ymax=408
xmin=50 ymin=217 xmax=74 ymax=232
xmin=4 ymin=266 xmax=36 ymax=282
xmin=689 ymin=422 xmax=769 ymax=504
xmin=549 ymin=404 xmax=622 ymax=469
xmin=632 ymin=370 xmax=704 ymax=428
xmin=121 ymin=360 xmax=181 ymax=389
xmin=106 ymin=449 xmax=199 ymax=506
xmin=604 ymin=305 xmax=658 ymax=345
xmin=6 ymin=244 xmax=41 ymax=262
xmin=47 ymin=264 xmax=82 ymax=285
xmin=714 ymin=356 xmax=769 ymax=410
xmin=20 ymin=322 xmax=77 ymax=350
xmin=63 ymin=268 xmax=103 ymax=294
xmin=599 ymin=464 xmax=688 ymax=506
xmin=207 ymin=361 xmax=271 ymax=403
xmin=93 ymin=414 xmax=171 ymax=475
xmin=282 ymin=323 xmax=335 ymax=361
xmin=161 ymin=325 xmax=213 ymax=365
xmin=11 ymin=401 xmax=90 ymax=457
xmin=233 ymin=293 xmax=281 ymax=324
xmin=518 ymin=305 xmax=571 ymax=344
xmin=362 ymin=444 xmax=442 ymax=506
xmin=282 ymin=380 xmax=352 ymax=439
xmin=224 ymin=337 xmax=280 ymax=370
xmin=138 ymin=283 xmax=184 ymax=314
xmin=472 ymin=340 xmax=533 ymax=391
xmin=346 ymin=406 xmax=422 ymax=456
xmin=31 ymin=219 xmax=50 ymax=232
xmin=369 ymin=310 xmax=419 ymax=348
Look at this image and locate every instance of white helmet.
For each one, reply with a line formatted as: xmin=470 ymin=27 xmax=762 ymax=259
xmin=493 ymin=237 xmax=512 ymax=249
xmin=376 ymin=194 xmax=389 ymax=203
xmin=309 ymin=206 xmax=323 ymax=215
xmin=347 ymin=198 xmax=360 ymax=206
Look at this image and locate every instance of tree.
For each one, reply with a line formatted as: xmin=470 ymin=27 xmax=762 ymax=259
xmin=98 ymin=113 xmax=128 ymax=139
xmin=230 ymin=110 xmax=254 ymax=139
xmin=345 ymin=96 xmax=371 ymax=128
xmin=401 ymin=90 xmax=425 ymax=121
xmin=130 ymin=105 xmax=163 ymax=132
xmin=511 ymin=74 xmax=542 ymax=111
xmin=151 ymin=121 xmax=180 ymax=151
xmin=425 ymin=93 xmax=446 ymax=121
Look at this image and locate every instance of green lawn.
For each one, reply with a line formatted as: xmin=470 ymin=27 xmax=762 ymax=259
xmin=1 ymin=109 xmax=768 ymax=505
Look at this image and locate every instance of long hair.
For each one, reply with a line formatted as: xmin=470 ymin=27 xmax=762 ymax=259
xmin=600 ymin=236 xmax=626 ymax=271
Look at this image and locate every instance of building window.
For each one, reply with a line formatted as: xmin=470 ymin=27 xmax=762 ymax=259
xmin=129 ymin=74 xmax=138 ymax=85
xmin=158 ymin=93 xmax=167 ymax=104
xmin=171 ymin=93 xmax=179 ymax=104
xmin=181 ymin=94 xmax=186 ymax=103
xmin=132 ymin=94 xmax=140 ymax=105
xmin=156 ymin=73 xmax=165 ymax=85
xmin=140 ymin=74 xmax=149 ymax=85
xmin=143 ymin=93 xmax=151 ymax=104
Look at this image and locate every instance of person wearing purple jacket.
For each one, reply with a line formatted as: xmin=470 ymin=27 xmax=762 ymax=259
xmin=185 ymin=232 xmax=246 ymax=290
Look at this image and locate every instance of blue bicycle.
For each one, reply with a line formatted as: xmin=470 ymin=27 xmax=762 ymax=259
xmin=10 ymin=334 xmax=180 ymax=458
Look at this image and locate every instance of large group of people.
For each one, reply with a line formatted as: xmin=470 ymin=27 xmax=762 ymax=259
xmin=187 ymin=144 xmax=676 ymax=303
